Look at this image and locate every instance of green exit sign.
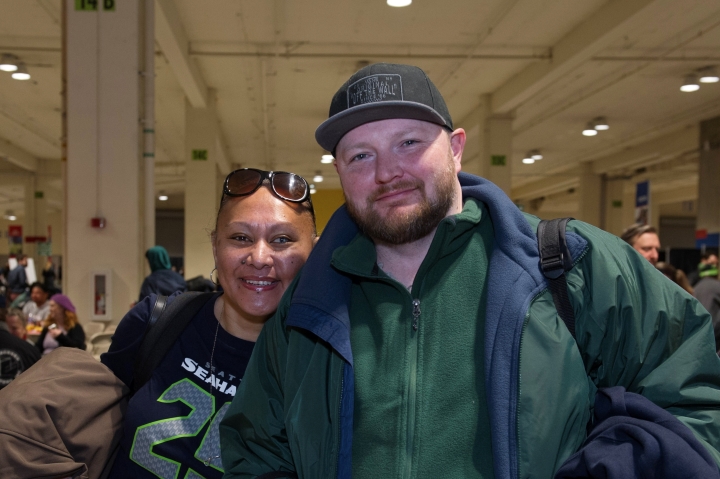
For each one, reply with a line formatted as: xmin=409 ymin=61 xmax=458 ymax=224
xmin=75 ymin=0 xmax=115 ymax=11
xmin=490 ymin=155 xmax=506 ymax=166
xmin=192 ymin=149 xmax=208 ymax=161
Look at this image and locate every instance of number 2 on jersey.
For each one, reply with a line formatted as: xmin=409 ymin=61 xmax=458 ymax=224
xmin=130 ymin=378 xmax=229 ymax=479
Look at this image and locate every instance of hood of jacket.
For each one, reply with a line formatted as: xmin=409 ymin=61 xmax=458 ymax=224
xmin=145 ymin=245 xmax=172 ymax=272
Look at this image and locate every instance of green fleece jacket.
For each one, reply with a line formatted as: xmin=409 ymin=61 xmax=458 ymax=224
xmin=220 ymin=191 xmax=720 ymax=479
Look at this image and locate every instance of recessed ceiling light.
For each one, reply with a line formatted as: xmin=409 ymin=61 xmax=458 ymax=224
xmin=0 ymin=54 xmax=18 ymax=72
xmin=582 ymin=124 xmax=598 ymax=136
xmin=387 ymin=0 xmax=411 ymax=6
xmin=158 ymin=195 xmax=168 ymax=201
xmin=321 ymin=154 xmax=334 ymax=164
xmin=522 ymin=158 xmax=535 ymax=165
xmin=8 ymin=215 xmax=16 ymax=221
xmin=313 ymin=172 xmax=324 ymax=183
xmin=11 ymin=63 xmax=30 ymax=80
xmin=309 ymin=183 xmax=317 ymax=194
xmin=681 ymin=74 xmax=700 ymax=92
xmin=530 ymin=149 xmax=543 ymax=160
xmin=699 ymin=67 xmax=719 ymax=83
xmin=593 ymin=117 xmax=609 ymax=130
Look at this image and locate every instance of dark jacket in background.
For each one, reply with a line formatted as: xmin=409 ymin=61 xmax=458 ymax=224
xmin=694 ymin=276 xmax=720 ymax=352
xmin=0 ymin=324 xmax=40 ymax=389
xmin=35 ymin=323 xmax=86 ymax=352
xmin=138 ymin=246 xmax=187 ymax=302
xmin=6 ymin=264 xmax=27 ymax=294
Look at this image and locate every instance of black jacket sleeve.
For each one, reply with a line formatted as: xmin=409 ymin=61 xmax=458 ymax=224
xmin=56 ymin=324 xmax=86 ymax=350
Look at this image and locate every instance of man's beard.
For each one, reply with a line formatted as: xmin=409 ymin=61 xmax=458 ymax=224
xmin=345 ymin=162 xmax=457 ymax=245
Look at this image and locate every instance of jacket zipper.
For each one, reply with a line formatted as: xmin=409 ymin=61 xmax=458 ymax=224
xmin=335 ymin=367 xmax=345 ymax=479
xmin=404 ymin=297 xmax=421 ymax=479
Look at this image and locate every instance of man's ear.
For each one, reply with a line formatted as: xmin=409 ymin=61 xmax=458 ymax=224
xmin=450 ymin=128 xmax=466 ymax=173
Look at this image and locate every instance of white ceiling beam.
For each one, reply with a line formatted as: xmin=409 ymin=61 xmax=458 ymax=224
xmin=215 ymin=134 xmax=231 ymax=176
xmin=491 ymin=0 xmax=657 ymax=114
xmin=591 ymin=126 xmax=697 ymax=175
xmin=0 ymin=138 xmax=38 ymax=172
xmin=512 ymin=168 xmax=579 ymax=201
xmin=653 ymin=183 xmax=698 ymax=205
xmin=155 ymin=0 xmax=208 ymax=108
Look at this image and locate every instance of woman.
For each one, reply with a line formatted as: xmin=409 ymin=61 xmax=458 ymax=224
xmin=35 ymin=294 xmax=86 ymax=354
xmin=101 ymin=168 xmax=316 ymax=479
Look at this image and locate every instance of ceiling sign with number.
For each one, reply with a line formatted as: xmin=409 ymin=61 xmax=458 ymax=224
xmin=75 ymin=0 xmax=115 ymax=11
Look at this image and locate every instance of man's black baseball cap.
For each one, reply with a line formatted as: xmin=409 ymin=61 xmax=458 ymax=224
xmin=315 ymin=63 xmax=453 ymax=153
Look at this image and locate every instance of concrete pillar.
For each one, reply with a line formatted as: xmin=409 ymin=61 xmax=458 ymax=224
xmin=577 ymin=162 xmax=602 ymax=228
xmin=65 ymin=0 xmax=150 ymax=321
xmin=697 ymin=117 xmax=720 ymax=246
xmin=184 ymin=95 xmax=219 ymax=280
xmin=485 ymin=114 xmax=513 ymax=196
xmin=603 ymin=177 xmax=625 ymax=236
xmin=23 ymin=175 xmax=37 ymax=276
xmin=464 ymin=96 xmax=513 ymax=195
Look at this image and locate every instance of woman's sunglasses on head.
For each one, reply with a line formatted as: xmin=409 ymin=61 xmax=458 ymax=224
xmin=223 ymin=168 xmax=312 ymax=205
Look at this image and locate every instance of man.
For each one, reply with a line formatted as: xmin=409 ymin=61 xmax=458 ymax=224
xmin=0 ymin=308 xmax=40 ymax=390
xmin=21 ymin=282 xmax=50 ymax=327
xmin=138 ymin=245 xmax=187 ymax=302
xmin=6 ymin=255 xmax=28 ymax=303
xmin=688 ymin=249 xmax=719 ymax=286
xmin=5 ymin=309 xmax=29 ymax=341
xmin=620 ymin=223 xmax=661 ymax=265
xmin=694 ymin=268 xmax=720 ymax=353
xmin=220 ymin=64 xmax=720 ymax=478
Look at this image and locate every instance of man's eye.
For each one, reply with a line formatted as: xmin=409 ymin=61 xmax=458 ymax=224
xmin=352 ymin=153 xmax=368 ymax=162
xmin=403 ymin=140 xmax=417 ymax=146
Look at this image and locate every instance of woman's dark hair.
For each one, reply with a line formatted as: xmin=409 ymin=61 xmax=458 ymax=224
xmin=214 ymin=182 xmax=317 ymax=236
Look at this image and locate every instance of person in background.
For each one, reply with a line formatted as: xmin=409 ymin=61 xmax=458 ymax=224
xmin=102 ymin=168 xmax=317 ymax=479
xmin=6 ymin=255 xmax=28 ymax=303
xmin=688 ymin=249 xmax=719 ymax=287
xmin=5 ymin=309 xmax=30 ymax=342
xmin=35 ymin=294 xmax=86 ymax=355
xmin=22 ymin=282 xmax=51 ymax=328
xmin=655 ymin=261 xmax=694 ymax=295
xmin=621 ymin=223 xmax=661 ymax=265
xmin=0 ymin=308 xmax=40 ymax=390
xmin=41 ymin=257 xmax=57 ymax=294
xmin=138 ymin=245 xmax=188 ymax=302
xmin=694 ymin=268 xmax=720 ymax=354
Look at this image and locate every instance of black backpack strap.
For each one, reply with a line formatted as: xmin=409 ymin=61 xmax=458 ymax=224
xmin=132 ymin=291 xmax=216 ymax=394
xmin=537 ymin=218 xmax=577 ymax=340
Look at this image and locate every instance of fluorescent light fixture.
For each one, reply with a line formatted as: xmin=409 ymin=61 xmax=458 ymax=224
xmin=387 ymin=0 xmax=411 ymax=6
xmin=309 ymin=184 xmax=317 ymax=195
xmin=8 ymin=215 xmax=16 ymax=221
xmin=530 ymin=149 xmax=543 ymax=160
xmin=593 ymin=117 xmax=609 ymax=131
xmin=699 ymin=67 xmax=719 ymax=83
xmin=522 ymin=158 xmax=535 ymax=165
xmin=680 ymin=74 xmax=700 ymax=92
xmin=158 ymin=195 xmax=168 ymax=201
xmin=0 ymin=54 xmax=18 ymax=72
xmin=321 ymin=154 xmax=334 ymax=164
xmin=11 ymin=63 xmax=30 ymax=80
xmin=313 ymin=174 xmax=324 ymax=183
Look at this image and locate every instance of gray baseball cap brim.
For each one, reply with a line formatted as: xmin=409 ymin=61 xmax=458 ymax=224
xmin=315 ymin=100 xmax=451 ymax=153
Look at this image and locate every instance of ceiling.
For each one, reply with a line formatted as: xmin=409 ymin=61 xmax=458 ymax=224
xmin=1 ymin=0 xmax=719 ymax=218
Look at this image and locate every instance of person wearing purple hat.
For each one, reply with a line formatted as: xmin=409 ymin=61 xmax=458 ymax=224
xmin=35 ymin=293 xmax=86 ymax=355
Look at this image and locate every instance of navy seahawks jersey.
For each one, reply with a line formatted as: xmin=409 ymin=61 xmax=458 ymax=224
xmin=101 ymin=293 xmax=254 ymax=479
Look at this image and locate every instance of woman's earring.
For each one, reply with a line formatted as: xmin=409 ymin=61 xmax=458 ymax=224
xmin=210 ymin=267 xmax=219 ymax=286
